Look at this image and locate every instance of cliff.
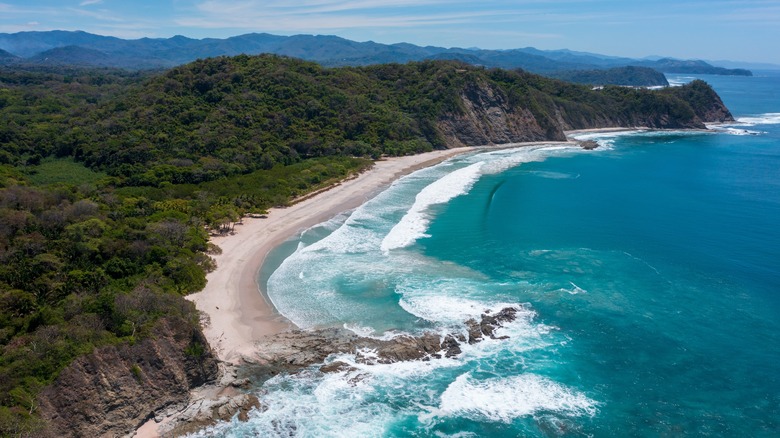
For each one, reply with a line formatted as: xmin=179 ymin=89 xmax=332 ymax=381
xmin=662 ymin=79 xmax=734 ymax=123
xmin=436 ymin=73 xmax=733 ymax=147
xmin=36 ymin=317 xmax=219 ymax=438
xmin=437 ymin=79 xmax=552 ymax=147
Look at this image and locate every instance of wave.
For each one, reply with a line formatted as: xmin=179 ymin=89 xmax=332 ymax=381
xmin=569 ymin=129 xmax=647 ymax=149
xmin=193 ymin=369 xmax=399 ymax=438
xmin=268 ymin=145 xmax=582 ymax=330
xmin=381 ymin=145 xmax=582 ymax=252
xmin=381 ymin=162 xmax=485 ymax=252
xmin=706 ymin=125 xmax=765 ymax=136
xmin=427 ymin=373 xmax=597 ymax=423
xmin=734 ymin=112 xmax=780 ymax=126
xmin=478 ymin=145 xmax=580 ymax=175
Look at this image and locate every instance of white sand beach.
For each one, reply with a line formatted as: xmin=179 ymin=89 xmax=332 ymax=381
xmin=186 ymin=148 xmax=474 ymax=365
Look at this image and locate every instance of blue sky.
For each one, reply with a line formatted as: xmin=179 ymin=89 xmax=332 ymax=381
xmin=1 ymin=1 xmax=778 ymax=63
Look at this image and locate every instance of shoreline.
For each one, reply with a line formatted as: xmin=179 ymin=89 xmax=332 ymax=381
xmin=185 ymin=147 xmax=476 ymax=365
xmin=137 ymin=132 xmax=637 ymax=436
xmin=187 ymin=136 xmax=605 ymax=366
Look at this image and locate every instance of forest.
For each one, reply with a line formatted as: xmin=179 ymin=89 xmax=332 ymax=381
xmin=0 ymin=55 xmax=730 ymax=434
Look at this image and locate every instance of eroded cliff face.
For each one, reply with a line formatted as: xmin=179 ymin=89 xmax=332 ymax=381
xmin=436 ymin=78 xmax=734 ymax=147
xmin=673 ymin=79 xmax=734 ymax=124
xmin=36 ymin=317 xmax=218 ymax=438
xmin=437 ymin=79 xmax=555 ymax=147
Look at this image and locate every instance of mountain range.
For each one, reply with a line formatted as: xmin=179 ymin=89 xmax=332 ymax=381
xmin=0 ymin=31 xmax=753 ymax=84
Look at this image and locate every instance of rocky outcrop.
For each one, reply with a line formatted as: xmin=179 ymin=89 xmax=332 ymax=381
xmin=36 ymin=317 xmax=219 ymax=438
xmin=247 ymin=307 xmax=519 ymax=375
xmin=579 ymin=140 xmax=599 ymax=150
xmin=438 ymin=80 xmax=553 ymax=147
xmin=157 ymin=391 xmax=261 ymax=437
xmin=666 ymin=79 xmax=734 ymax=124
xmin=436 ymin=77 xmax=734 ymax=148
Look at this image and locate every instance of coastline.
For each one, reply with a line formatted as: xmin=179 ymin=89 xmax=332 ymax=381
xmin=189 ymin=126 xmax=712 ymax=363
xmin=185 ymin=147 xmax=475 ymax=365
xmin=137 ymin=133 xmax=642 ymax=436
xmin=136 ymin=149 xmax=476 ymax=437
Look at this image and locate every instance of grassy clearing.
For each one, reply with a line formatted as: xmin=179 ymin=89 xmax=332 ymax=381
xmin=25 ymin=158 xmax=107 ymax=186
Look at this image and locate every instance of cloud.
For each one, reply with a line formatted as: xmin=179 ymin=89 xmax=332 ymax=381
xmin=177 ymin=0 xmax=597 ymax=34
xmin=67 ymin=7 xmax=126 ymax=23
xmin=79 ymin=0 xmax=104 ymax=6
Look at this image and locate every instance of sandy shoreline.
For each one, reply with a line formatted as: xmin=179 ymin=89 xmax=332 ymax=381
xmin=186 ymin=136 xmax=604 ymax=365
xmin=186 ymin=147 xmax=475 ymax=365
xmin=136 ymin=148 xmax=475 ymax=437
xmin=137 ymin=135 xmax=619 ymax=437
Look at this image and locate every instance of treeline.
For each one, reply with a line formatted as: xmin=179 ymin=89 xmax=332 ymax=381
xmin=549 ymin=66 xmax=669 ymax=87
xmin=3 ymin=56 xmax=730 ymax=190
xmin=0 ymin=155 xmax=370 ymax=435
xmin=0 ymin=56 xmax=731 ymax=434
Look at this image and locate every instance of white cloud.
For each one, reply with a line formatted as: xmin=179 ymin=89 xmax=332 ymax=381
xmin=80 ymin=0 xmax=104 ymax=6
xmin=66 ymin=7 xmax=126 ymax=23
xmin=178 ymin=0 xmax=589 ymax=34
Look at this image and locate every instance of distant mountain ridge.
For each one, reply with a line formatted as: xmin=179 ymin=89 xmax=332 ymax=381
xmin=0 ymin=30 xmax=752 ymax=82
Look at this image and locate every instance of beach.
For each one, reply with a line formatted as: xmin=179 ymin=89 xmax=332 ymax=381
xmin=186 ymin=147 xmax=474 ymax=365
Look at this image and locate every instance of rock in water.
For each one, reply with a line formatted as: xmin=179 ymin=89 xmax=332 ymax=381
xmin=580 ymin=140 xmax=599 ymax=150
xmin=250 ymin=306 xmax=520 ymax=372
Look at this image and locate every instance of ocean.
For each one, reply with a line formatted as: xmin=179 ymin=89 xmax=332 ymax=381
xmin=200 ymin=72 xmax=780 ymax=437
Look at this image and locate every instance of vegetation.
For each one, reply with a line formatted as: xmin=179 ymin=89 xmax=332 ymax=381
xmin=0 ymin=56 xmax=729 ymax=434
xmin=549 ymin=66 xmax=669 ymax=87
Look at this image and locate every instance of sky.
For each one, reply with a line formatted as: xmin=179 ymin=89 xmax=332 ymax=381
xmin=1 ymin=0 xmax=778 ymax=64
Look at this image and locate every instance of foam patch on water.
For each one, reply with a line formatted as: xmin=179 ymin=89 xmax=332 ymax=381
xmin=398 ymin=294 xmax=509 ymax=324
xmin=707 ymin=126 xmax=764 ymax=136
xmin=381 ymin=162 xmax=485 ymax=252
xmin=395 ymin=290 xmax=557 ymax=360
xmin=571 ymin=129 xmax=719 ymax=148
xmin=734 ymin=113 xmax=780 ymax=126
xmin=190 ymin=370 xmax=396 ymax=438
xmin=328 ymin=348 xmax=464 ymax=379
xmin=527 ymin=170 xmax=580 ymax=179
xmin=429 ymin=373 xmax=598 ymax=423
xmin=569 ymin=130 xmax=647 ymax=149
xmin=560 ymin=282 xmax=587 ymax=295
xmin=434 ymin=432 xmax=478 ymax=438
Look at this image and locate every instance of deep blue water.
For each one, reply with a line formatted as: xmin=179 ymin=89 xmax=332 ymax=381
xmin=199 ymin=72 xmax=780 ymax=437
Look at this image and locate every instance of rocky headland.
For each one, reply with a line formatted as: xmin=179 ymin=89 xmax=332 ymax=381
xmin=143 ymin=307 xmax=520 ymax=437
xmin=35 ymin=317 xmax=219 ymax=438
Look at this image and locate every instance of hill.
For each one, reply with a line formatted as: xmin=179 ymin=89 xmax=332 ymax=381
xmin=0 ymin=48 xmax=18 ymax=65
xmin=27 ymin=46 xmax=114 ymax=67
xmin=60 ymin=56 xmax=731 ymax=187
xmin=636 ymin=58 xmax=752 ymax=76
xmin=549 ymin=66 xmax=669 ymax=86
xmin=0 ymin=31 xmax=752 ymax=82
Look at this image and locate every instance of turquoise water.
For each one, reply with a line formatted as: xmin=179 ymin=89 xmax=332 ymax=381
xmin=201 ymin=73 xmax=780 ymax=437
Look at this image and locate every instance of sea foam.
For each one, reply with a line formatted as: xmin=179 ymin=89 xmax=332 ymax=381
xmin=429 ymin=373 xmax=597 ymax=423
xmin=735 ymin=112 xmax=780 ymax=126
